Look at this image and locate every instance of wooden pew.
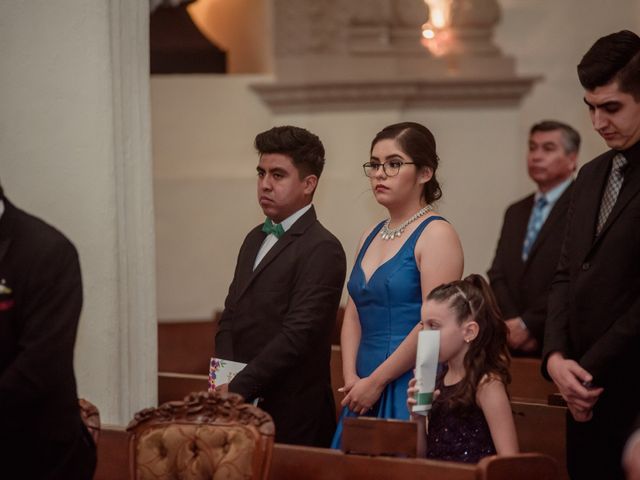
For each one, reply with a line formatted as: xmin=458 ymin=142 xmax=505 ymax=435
xmin=338 ymin=403 xmax=567 ymax=479
xmin=509 ymin=357 xmax=558 ymax=403
xmin=158 ymin=305 xmax=343 ymax=376
xmin=95 ymin=425 xmax=129 ymax=480
xmin=269 ymin=444 xmax=558 ymax=480
xmin=157 ymin=314 xmax=219 ymax=374
xmin=97 ymin=424 xmax=561 ymax=480
xmin=158 ymin=371 xmax=209 ymax=404
xmin=512 ymin=400 xmax=567 ymax=480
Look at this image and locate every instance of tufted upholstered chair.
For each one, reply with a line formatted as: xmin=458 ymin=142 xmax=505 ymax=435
xmin=127 ymin=391 xmax=275 ymax=480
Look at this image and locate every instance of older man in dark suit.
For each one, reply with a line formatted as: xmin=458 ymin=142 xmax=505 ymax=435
xmin=215 ymin=126 xmax=346 ymax=447
xmin=0 ymin=185 xmax=96 ymax=479
xmin=543 ymin=30 xmax=640 ymax=479
xmin=489 ymin=120 xmax=579 ymax=356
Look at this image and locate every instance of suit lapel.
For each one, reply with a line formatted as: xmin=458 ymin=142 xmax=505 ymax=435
xmin=0 ymin=239 xmax=9 ymax=263
xmin=0 ymin=199 xmax=16 ymax=263
xmin=236 ymin=206 xmax=317 ymax=300
xmin=234 ymin=227 xmax=266 ymax=295
xmin=575 ymin=154 xmax=613 ymax=261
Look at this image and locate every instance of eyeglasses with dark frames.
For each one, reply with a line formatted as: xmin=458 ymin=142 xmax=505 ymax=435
xmin=362 ymin=160 xmax=416 ymax=177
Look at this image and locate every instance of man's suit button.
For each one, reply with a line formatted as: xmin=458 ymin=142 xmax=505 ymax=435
xmin=581 ymin=262 xmax=590 ymax=271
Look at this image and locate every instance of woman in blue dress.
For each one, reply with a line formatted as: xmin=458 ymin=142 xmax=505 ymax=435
xmin=332 ymin=122 xmax=464 ymax=448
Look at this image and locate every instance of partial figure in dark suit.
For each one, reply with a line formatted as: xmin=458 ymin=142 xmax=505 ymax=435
xmin=542 ymin=30 xmax=640 ymax=480
xmin=0 ymin=185 xmax=96 ymax=479
xmin=215 ymin=126 xmax=347 ymax=447
xmin=488 ymin=121 xmax=579 ymax=356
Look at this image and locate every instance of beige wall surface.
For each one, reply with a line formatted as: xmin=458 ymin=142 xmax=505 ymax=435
xmin=153 ymin=0 xmax=640 ymax=321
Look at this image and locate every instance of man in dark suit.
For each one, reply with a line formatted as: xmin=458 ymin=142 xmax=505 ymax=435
xmin=215 ymin=126 xmax=347 ymax=447
xmin=488 ymin=120 xmax=579 ymax=356
xmin=543 ymin=30 xmax=640 ymax=479
xmin=0 ymin=184 xmax=96 ymax=479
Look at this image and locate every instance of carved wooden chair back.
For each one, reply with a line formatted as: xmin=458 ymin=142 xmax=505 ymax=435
xmin=127 ymin=391 xmax=275 ymax=480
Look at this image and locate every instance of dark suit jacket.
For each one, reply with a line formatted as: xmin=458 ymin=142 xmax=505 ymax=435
xmin=543 ymin=142 xmax=640 ymax=476
xmin=0 ymin=197 xmax=95 ymax=479
xmin=216 ymin=206 xmax=346 ymax=447
xmin=488 ymin=184 xmax=572 ymax=347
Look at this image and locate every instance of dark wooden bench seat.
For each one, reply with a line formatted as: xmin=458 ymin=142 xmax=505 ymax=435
xmin=95 ymin=426 xmax=559 ymax=480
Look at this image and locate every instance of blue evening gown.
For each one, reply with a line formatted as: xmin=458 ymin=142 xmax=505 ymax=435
xmin=331 ymin=215 xmax=446 ymax=448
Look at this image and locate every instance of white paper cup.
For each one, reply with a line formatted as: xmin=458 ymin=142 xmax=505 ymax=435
xmin=412 ymin=330 xmax=439 ymax=415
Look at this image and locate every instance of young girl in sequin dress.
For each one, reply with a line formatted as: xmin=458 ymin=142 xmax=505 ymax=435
xmin=407 ymin=274 xmax=519 ymax=463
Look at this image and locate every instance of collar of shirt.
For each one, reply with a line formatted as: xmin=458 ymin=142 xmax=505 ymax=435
xmin=276 ymin=203 xmax=312 ymax=234
xmin=536 ymin=177 xmax=572 ymax=206
xmin=534 ymin=177 xmax=571 ymax=223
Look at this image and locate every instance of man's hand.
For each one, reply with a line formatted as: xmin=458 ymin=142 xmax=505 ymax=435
xmin=505 ymin=317 xmax=534 ymax=350
xmin=215 ymin=383 xmax=229 ymax=394
xmin=546 ymin=352 xmax=603 ymax=420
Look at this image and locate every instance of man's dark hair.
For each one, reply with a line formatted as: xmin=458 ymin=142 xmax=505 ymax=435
xmin=578 ymin=30 xmax=640 ymax=99
xmin=254 ymin=126 xmax=325 ymax=178
xmin=530 ymin=120 xmax=581 ymax=154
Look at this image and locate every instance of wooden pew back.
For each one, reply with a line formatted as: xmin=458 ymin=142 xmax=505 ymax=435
xmin=96 ymin=425 xmax=561 ymax=480
xmin=95 ymin=426 xmax=129 ymax=480
xmin=157 ymin=371 xmax=209 ymax=404
xmin=157 ymin=315 xmax=219 ymax=374
xmin=512 ymin=400 xmax=567 ymax=479
xmin=269 ymin=444 xmax=475 ymax=480
xmin=509 ymin=357 xmax=558 ymax=403
xmin=270 ymin=444 xmax=557 ymax=480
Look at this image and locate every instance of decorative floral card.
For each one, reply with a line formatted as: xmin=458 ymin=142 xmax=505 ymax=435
xmin=208 ymin=357 xmax=247 ymax=390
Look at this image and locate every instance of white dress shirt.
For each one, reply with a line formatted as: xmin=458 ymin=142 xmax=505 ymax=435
xmin=533 ymin=177 xmax=572 ymax=225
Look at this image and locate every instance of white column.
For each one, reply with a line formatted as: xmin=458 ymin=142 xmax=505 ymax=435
xmin=0 ymin=0 xmax=156 ymax=425
xmin=108 ymin=0 xmax=157 ymax=424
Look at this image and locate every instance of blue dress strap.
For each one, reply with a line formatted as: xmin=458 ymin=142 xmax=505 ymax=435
xmin=357 ymin=216 xmax=447 ymax=261
xmin=355 ymin=220 xmax=386 ymax=264
xmin=403 ymin=215 xmax=446 ymax=252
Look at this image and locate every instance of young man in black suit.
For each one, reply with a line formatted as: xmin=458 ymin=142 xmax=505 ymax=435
xmin=543 ymin=30 xmax=640 ymax=479
xmin=488 ymin=120 xmax=579 ymax=356
xmin=0 ymin=185 xmax=96 ymax=479
xmin=215 ymin=126 xmax=347 ymax=447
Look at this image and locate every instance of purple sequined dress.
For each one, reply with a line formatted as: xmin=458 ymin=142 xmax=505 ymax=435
xmin=426 ymin=371 xmax=497 ymax=463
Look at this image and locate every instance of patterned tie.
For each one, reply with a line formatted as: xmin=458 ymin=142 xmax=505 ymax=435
xmin=262 ymin=218 xmax=285 ymax=238
xmin=522 ymin=196 xmax=548 ymax=261
xmin=596 ymin=153 xmax=627 ymax=236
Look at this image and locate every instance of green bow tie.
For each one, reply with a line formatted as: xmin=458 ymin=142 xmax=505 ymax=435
xmin=262 ymin=218 xmax=285 ymax=238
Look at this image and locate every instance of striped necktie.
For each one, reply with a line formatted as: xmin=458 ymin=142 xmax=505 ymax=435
xmin=522 ymin=195 xmax=548 ymax=261
xmin=596 ymin=153 xmax=627 ymax=236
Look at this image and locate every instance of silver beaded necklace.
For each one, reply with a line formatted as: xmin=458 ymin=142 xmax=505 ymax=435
xmin=380 ymin=205 xmax=433 ymax=240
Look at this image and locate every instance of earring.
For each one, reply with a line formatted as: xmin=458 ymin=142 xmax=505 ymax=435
xmin=465 ymin=338 xmax=472 ymax=344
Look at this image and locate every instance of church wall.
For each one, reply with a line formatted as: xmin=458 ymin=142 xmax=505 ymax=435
xmin=153 ymin=0 xmax=640 ymax=321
